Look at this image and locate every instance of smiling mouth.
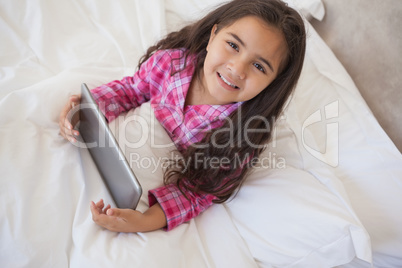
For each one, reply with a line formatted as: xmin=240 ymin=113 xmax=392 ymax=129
xmin=218 ymin=73 xmax=239 ymax=89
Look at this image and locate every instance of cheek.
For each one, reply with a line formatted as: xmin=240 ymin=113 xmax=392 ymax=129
xmin=245 ymin=77 xmax=272 ymax=98
xmin=203 ymin=55 xmax=213 ymax=75
xmin=252 ymin=75 xmax=272 ymax=90
xmin=206 ymin=43 xmax=227 ymax=65
xmin=204 ymin=53 xmax=219 ymax=75
xmin=259 ymin=74 xmax=277 ymax=91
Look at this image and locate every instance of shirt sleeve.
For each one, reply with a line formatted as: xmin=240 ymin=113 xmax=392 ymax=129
xmin=148 ymin=152 xmax=255 ymax=231
xmin=90 ymin=50 xmax=169 ymax=122
xmin=148 ymin=184 xmax=217 ymax=231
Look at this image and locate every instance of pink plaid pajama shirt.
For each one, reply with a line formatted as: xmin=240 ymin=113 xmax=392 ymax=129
xmin=90 ymin=49 xmax=241 ymax=231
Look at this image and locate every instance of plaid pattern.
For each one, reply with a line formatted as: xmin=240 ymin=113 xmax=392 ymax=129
xmin=91 ymin=49 xmax=241 ymax=230
xmin=148 ymin=184 xmax=218 ymax=231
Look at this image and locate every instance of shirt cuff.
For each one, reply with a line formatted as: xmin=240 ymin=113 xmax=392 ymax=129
xmin=148 ymin=184 xmax=216 ymax=231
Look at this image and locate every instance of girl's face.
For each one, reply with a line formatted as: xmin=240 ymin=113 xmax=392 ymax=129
xmin=201 ymin=16 xmax=288 ymax=105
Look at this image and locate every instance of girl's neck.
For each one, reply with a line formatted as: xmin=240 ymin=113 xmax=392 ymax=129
xmin=185 ymin=70 xmax=209 ymax=106
xmin=186 ymin=69 xmax=230 ymax=106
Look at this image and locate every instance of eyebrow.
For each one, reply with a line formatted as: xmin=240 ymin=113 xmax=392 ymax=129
xmin=228 ymin=32 xmax=275 ymax=73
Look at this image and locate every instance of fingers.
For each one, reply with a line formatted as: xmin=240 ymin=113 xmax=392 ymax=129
xmin=90 ymin=200 xmax=122 ymax=231
xmin=90 ymin=199 xmax=113 ymax=215
xmin=59 ymin=94 xmax=81 ymax=143
xmin=90 ymin=201 xmax=100 ymax=216
xmin=95 ymin=199 xmax=104 ymax=209
xmin=59 ymin=99 xmax=76 ymax=140
xmin=61 ymin=120 xmax=80 ymax=143
xmin=91 ymin=200 xmax=106 ymax=221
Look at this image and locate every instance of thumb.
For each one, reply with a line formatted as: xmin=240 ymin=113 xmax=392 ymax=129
xmin=107 ymin=208 xmax=119 ymax=217
xmin=70 ymin=95 xmax=81 ymax=107
xmin=70 ymin=94 xmax=81 ymax=102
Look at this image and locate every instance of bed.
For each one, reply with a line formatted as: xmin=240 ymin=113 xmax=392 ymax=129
xmin=0 ymin=0 xmax=401 ymax=267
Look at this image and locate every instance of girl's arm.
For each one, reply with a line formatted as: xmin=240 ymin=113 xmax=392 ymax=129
xmin=90 ymin=76 xmax=149 ymax=123
xmin=90 ymin=199 xmax=167 ymax=233
xmin=90 ymin=50 xmax=169 ymax=122
xmin=90 ymin=183 xmax=216 ymax=233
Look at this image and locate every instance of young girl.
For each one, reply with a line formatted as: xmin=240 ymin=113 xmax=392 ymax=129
xmin=59 ymin=0 xmax=306 ymax=233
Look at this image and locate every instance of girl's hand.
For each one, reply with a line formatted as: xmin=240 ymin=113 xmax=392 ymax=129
xmin=90 ymin=199 xmax=167 ymax=233
xmin=59 ymin=95 xmax=81 ymax=143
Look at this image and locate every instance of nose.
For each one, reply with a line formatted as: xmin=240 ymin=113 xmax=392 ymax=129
xmin=226 ymin=59 xmax=246 ymax=80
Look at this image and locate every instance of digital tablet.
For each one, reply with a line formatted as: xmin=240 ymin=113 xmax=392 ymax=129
xmin=78 ymin=83 xmax=142 ymax=209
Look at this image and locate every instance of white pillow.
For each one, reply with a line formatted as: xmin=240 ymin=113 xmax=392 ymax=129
xmin=285 ymin=22 xmax=402 ymax=267
xmin=164 ymin=0 xmax=325 ymax=34
xmin=225 ymin=162 xmax=371 ymax=267
xmin=284 ymin=0 xmax=325 ymax=21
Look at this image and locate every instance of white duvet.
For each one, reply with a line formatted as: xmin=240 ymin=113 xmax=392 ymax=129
xmin=1 ymin=1 xmax=401 ymax=267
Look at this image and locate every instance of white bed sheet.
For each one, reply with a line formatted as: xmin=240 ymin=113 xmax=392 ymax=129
xmin=1 ymin=1 xmax=402 ymax=267
xmin=0 ymin=2 xmax=256 ymax=267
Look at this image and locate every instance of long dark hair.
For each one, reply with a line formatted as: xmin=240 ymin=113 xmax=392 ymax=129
xmin=139 ymin=0 xmax=306 ymax=203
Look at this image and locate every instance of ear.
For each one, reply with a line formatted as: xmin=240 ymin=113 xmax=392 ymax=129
xmin=206 ymin=24 xmax=218 ymax=52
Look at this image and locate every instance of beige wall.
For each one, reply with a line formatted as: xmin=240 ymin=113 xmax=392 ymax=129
xmin=311 ymin=0 xmax=402 ymax=152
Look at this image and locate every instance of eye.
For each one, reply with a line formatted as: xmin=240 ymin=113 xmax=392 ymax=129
xmin=253 ymin=63 xmax=266 ymax=73
xmin=227 ymin=41 xmax=239 ymax=52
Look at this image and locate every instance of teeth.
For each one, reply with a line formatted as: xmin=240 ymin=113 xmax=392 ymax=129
xmin=219 ymin=73 xmax=237 ymax=88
